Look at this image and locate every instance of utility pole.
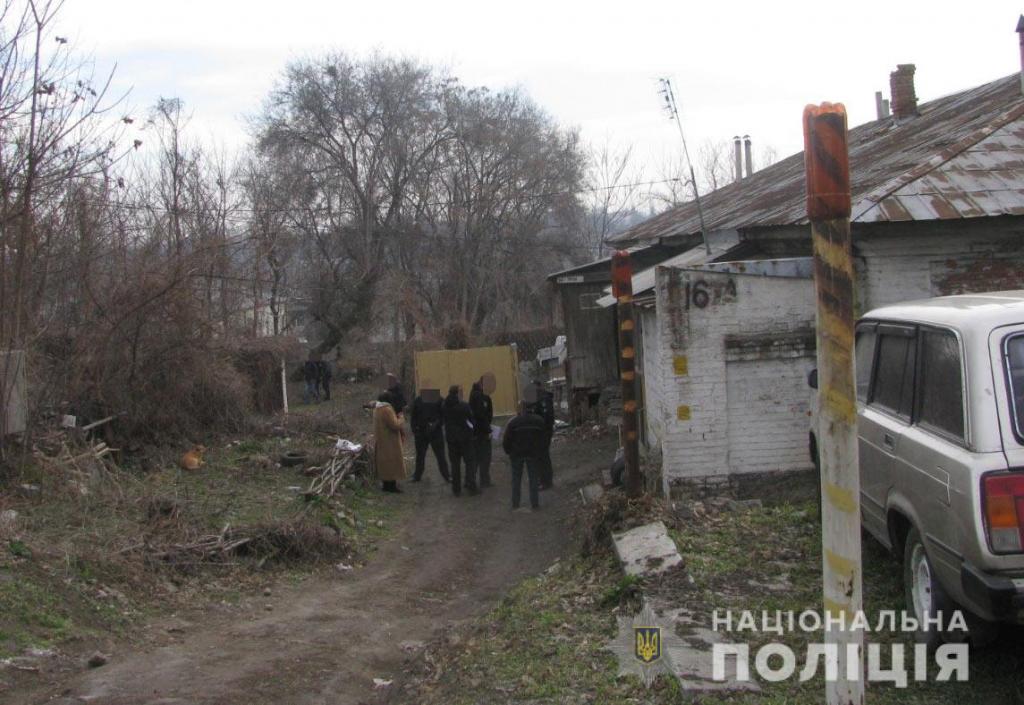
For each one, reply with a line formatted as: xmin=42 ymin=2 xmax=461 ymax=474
xmin=658 ymin=78 xmax=710 ymax=255
xmin=611 ymin=250 xmax=642 ymax=498
xmin=803 ymin=102 xmax=864 ymax=705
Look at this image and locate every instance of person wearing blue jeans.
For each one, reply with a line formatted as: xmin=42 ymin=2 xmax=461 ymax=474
xmin=502 ymin=401 xmax=547 ymax=510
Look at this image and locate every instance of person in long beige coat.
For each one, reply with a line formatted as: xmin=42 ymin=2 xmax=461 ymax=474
xmin=373 ymin=393 xmax=407 ymax=493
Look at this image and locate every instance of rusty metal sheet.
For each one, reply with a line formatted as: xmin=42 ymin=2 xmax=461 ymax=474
xmin=876 ymin=197 xmax=913 ymax=221
xmin=924 ymin=193 xmax=963 ymax=219
xmin=609 ymin=73 xmax=1024 ymax=246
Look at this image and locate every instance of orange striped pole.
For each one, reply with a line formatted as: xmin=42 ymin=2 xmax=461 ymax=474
xmin=804 ymin=103 xmax=864 ymax=705
xmin=612 ymin=251 xmax=642 ymax=498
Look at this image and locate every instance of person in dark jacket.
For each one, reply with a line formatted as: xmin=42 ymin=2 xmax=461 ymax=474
xmin=303 ymin=356 xmax=320 ymax=404
xmin=443 ymin=385 xmax=477 ymax=496
xmin=386 ymin=373 xmax=407 ymax=415
xmin=530 ymin=380 xmax=555 ymax=489
xmin=318 ymin=360 xmax=333 ymax=401
xmin=411 ymin=389 xmax=449 ymax=482
xmin=502 ymin=401 xmax=547 ymax=510
xmin=469 ymin=380 xmax=494 ymax=488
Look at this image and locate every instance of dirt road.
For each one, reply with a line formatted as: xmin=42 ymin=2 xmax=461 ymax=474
xmin=19 ymin=435 xmax=613 ymax=705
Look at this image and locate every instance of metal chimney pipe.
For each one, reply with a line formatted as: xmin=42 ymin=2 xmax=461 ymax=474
xmin=733 ymin=136 xmax=743 ymax=181
xmin=1017 ymin=15 xmax=1024 ymax=95
xmin=743 ymin=135 xmax=753 ymax=178
xmin=882 ymin=98 xmax=890 ymax=118
xmin=874 ymin=91 xmax=886 ymax=120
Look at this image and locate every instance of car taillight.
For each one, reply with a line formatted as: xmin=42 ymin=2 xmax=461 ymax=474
xmin=983 ymin=473 xmax=1024 ymax=553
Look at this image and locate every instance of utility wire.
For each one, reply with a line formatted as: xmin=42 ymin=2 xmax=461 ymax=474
xmin=38 ymin=175 xmax=684 ymax=222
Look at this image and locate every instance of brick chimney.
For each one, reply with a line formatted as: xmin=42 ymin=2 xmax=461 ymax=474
xmin=889 ymin=64 xmax=918 ymax=120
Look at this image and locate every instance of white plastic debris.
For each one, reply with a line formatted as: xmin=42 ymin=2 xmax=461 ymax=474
xmin=335 ymin=438 xmax=364 ymax=453
xmin=372 ymin=678 xmax=393 ymax=689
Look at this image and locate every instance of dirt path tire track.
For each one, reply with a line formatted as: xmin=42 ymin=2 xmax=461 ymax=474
xmin=19 ymin=437 xmax=612 ymax=705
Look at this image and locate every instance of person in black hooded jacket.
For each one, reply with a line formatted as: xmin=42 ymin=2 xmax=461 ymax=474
xmin=443 ymin=385 xmax=478 ymax=496
xmin=411 ymin=389 xmax=449 ymax=482
xmin=469 ymin=380 xmax=494 ymax=488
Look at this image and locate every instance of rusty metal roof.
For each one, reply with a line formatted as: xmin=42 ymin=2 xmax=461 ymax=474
xmin=612 ymin=73 xmax=1024 ymax=245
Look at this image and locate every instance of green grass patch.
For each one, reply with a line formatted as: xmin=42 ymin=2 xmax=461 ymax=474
xmin=0 ymin=424 xmax=399 ymax=659
xmin=411 ymin=498 xmax=1024 ymax=704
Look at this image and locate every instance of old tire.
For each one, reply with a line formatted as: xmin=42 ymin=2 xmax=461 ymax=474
xmin=279 ymin=451 xmax=307 ymax=468
xmin=903 ymin=527 xmax=953 ymax=651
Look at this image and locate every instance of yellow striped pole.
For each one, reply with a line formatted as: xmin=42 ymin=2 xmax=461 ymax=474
xmin=612 ymin=251 xmax=642 ymax=498
xmin=804 ymin=103 xmax=864 ymax=705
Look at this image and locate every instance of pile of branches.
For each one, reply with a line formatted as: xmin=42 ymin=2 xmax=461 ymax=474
xmin=141 ymin=520 xmax=351 ymax=571
xmin=305 ymin=439 xmax=373 ymax=499
xmin=29 ymin=423 xmax=126 ymax=498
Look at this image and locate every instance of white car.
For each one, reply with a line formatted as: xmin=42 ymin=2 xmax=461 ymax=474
xmin=813 ymin=292 xmax=1024 ymax=645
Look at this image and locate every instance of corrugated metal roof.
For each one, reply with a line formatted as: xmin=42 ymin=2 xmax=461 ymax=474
xmin=595 ymin=233 xmax=745 ymax=307
xmin=612 ymin=73 xmax=1024 ymax=245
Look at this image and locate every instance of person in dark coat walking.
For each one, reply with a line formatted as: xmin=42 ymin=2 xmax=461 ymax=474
xmin=303 ymin=356 xmax=320 ymax=404
xmin=318 ymin=360 xmax=333 ymax=401
xmin=443 ymin=385 xmax=477 ymax=496
xmin=469 ymin=380 xmax=494 ymax=488
xmin=530 ymin=380 xmax=555 ymax=489
xmin=410 ymin=389 xmax=449 ymax=482
xmin=502 ymin=400 xmax=547 ymax=510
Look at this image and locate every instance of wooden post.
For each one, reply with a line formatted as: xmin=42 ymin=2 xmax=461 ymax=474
xmin=804 ymin=103 xmax=864 ymax=705
xmin=612 ymin=251 xmax=642 ymax=498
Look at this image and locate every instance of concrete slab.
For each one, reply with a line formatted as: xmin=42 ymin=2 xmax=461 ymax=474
xmin=579 ymin=483 xmax=605 ymax=505
xmin=611 ymin=521 xmax=683 ymax=577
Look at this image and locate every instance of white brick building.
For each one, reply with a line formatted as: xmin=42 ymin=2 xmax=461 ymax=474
xmin=598 ymin=68 xmax=1024 ymax=494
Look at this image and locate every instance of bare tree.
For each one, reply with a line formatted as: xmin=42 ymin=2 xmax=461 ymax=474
xmin=255 ymin=53 xmax=455 ymax=353
xmin=255 ymin=55 xmax=585 ymax=348
xmin=579 ymin=140 xmax=644 ymax=259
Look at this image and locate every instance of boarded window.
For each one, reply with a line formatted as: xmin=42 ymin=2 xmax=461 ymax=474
xmin=916 ymin=329 xmax=964 ymax=441
xmin=871 ymin=326 xmax=916 ymax=419
xmin=579 ymin=293 xmax=603 ymax=310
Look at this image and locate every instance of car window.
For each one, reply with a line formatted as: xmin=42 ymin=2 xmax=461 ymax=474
xmin=871 ymin=327 xmax=916 ymax=419
xmin=916 ymin=329 xmax=964 ymax=441
xmin=1005 ymin=335 xmax=1024 ymax=440
xmin=855 ymin=327 xmax=877 ymax=402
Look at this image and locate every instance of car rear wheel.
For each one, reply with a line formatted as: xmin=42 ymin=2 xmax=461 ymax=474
xmin=903 ymin=527 xmax=952 ymax=650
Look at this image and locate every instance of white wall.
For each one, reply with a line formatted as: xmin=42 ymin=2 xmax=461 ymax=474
xmin=638 ymin=306 xmax=665 ymax=450
xmin=649 ymin=265 xmax=816 ymax=491
xmin=857 ymin=229 xmax=1024 ymax=312
xmin=641 ymin=223 xmax=1024 ymax=490
xmin=725 ymin=358 xmax=814 ymax=473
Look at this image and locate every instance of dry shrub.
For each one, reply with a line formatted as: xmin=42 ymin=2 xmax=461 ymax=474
xmin=234 ymin=337 xmax=302 ymax=414
xmin=35 ymin=272 xmax=260 ymax=443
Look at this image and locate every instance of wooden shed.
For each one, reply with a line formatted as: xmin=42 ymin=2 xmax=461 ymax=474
xmin=547 ymin=242 xmax=696 ymax=415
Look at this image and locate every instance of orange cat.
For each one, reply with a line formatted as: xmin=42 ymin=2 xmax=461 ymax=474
xmin=179 ymin=445 xmax=206 ymax=471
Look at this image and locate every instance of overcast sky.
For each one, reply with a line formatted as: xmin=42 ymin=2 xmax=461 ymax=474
xmin=57 ymin=0 xmax=1024 ymax=186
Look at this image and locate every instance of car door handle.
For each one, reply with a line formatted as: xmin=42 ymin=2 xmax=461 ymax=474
xmin=883 ymin=433 xmax=896 ymax=451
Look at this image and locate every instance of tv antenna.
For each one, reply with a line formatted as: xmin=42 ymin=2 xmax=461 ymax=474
xmin=658 ymin=78 xmax=710 ymax=255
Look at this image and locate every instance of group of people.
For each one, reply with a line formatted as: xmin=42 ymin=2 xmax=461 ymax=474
xmin=371 ymin=376 xmax=556 ymax=510
xmin=302 ymin=357 xmax=334 ymax=404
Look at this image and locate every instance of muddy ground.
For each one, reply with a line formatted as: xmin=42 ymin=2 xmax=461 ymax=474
xmin=10 ymin=430 xmax=616 ymax=705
